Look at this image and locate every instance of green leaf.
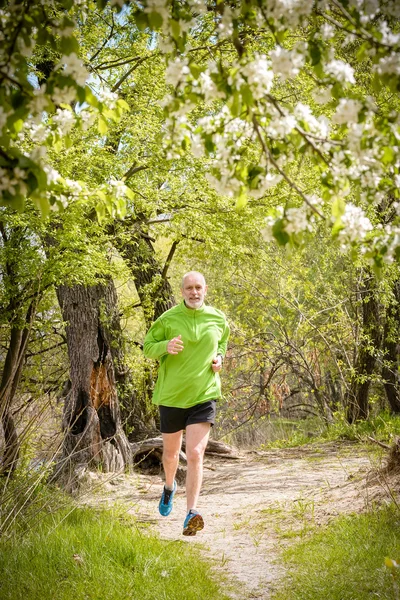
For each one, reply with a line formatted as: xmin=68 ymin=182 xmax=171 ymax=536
xmin=85 ymin=87 xmax=99 ymax=108
xmin=117 ymin=98 xmax=130 ymax=112
xmin=331 ymin=196 xmax=345 ymax=219
xmin=134 ymin=12 xmax=149 ymax=31
xmin=382 ymin=146 xmax=395 ymax=164
xmin=12 ymin=119 xmax=24 ymax=134
xmin=235 ymin=191 xmax=247 ymax=212
xmin=98 ymin=116 xmax=108 ymax=135
xmin=31 ymin=192 xmax=50 ymax=218
xmin=171 ymin=19 xmax=181 ymax=39
xmin=272 ymin=218 xmax=290 ymax=246
xmin=241 ymin=84 xmax=253 ymax=108
xmin=148 ymin=11 xmax=163 ymax=29
xmin=60 ymin=36 xmax=80 ymax=56
xmin=309 ymin=41 xmax=321 ymax=66
xmin=124 ymin=187 xmax=135 ymax=201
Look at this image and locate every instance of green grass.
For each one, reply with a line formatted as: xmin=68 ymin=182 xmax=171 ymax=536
xmin=271 ymin=504 xmax=400 ymax=600
xmin=260 ymin=411 xmax=400 ymax=450
xmin=0 ymin=506 xmax=231 ymax=600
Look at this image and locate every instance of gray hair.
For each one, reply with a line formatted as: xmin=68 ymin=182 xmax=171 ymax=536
xmin=181 ymin=271 xmax=206 ymax=288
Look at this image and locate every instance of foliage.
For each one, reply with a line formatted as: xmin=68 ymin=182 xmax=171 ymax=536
xmin=0 ymin=505 xmax=231 ymax=600
xmin=271 ymin=504 xmax=400 ymax=600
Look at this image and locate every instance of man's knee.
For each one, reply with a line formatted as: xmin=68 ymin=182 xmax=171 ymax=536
xmin=163 ymin=448 xmax=180 ymax=463
xmin=186 ymin=445 xmax=205 ymax=464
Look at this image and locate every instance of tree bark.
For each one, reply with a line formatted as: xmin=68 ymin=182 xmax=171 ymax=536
xmin=0 ymin=300 xmax=36 ymax=475
xmin=112 ymin=224 xmax=175 ymax=326
xmin=346 ymin=273 xmax=382 ymax=423
xmin=54 ymin=280 xmax=132 ymax=486
xmin=110 ymin=223 xmax=176 ymax=436
xmin=381 ymin=280 xmax=400 ymax=413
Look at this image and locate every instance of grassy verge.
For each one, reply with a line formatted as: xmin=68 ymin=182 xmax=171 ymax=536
xmin=0 ymin=506 xmax=231 ymax=600
xmin=271 ymin=504 xmax=400 ymax=600
xmin=256 ymin=411 xmax=400 ymax=450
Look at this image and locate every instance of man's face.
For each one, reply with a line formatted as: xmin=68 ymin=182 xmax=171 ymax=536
xmin=181 ymin=274 xmax=207 ymax=309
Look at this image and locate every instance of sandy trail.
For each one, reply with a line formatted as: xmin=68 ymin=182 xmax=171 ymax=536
xmin=82 ymin=443 xmax=382 ymax=599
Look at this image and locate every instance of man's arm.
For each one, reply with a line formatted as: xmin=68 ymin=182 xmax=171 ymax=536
xmin=212 ymin=319 xmax=230 ymax=372
xmin=143 ymin=319 xmax=185 ymax=359
xmin=143 ymin=318 xmax=169 ymax=360
xmin=217 ymin=320 xmax=230 ymax=358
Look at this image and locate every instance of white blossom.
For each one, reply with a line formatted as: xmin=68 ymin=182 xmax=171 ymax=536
xmin=43 ymin=165 xmax=61 ymax=184
xmin=144 ymin=0 xmax=169 ymax=22
xmin=218 ymin=6 xmax=235 ymax=38
xmin=265 ymin=0 xmax=313 ymax=27
xmin=157 ymin=35 xmax=174 ymax=53
xmin=375 ymin=52 xmax=400 ymax=76
xmin=339 ymin=203 xmax=372 ymax=242
xmin=320 ymin=23 xmax=334 ymax=40
xmin=52 ymin=86 xmax=77 ymax=105
xmin=206 ymin=172 xmax=242 ymax=197
xmin=241 ymin=55 xmax=274 ymax=99
xmin=285 ymin=206 xmax=312 ymax=234
xmin=270 ymin=46 xmax=304 ymax=80
xmin=65 ymin=179 xmax=83 ymax=196
xmin=80 ymin=110 xmax=97 ymax=131
xmin=312 ymin=86 xmax=332 ymax=105
xmin=267 ymin=114 xmax=297 ymax=138
xmin=199 ymin=72 xmax=224 ymax=102
xmin=248 ymin=173 xmax=283 ymax=198
xmin=333 ymin=98 xmax=362 ymax=125
xmin=379 ymin=21 xmax=400 ymax=46
xmin=165 ymin=57 xmax=189 ymax=86
xmin=29 ymin=123 xmax=49 ymax=143
xmin=109 ymin=178 xmax=129 ymax=199
xmin=52 ymin=108 xmax=75 ymax=134
xmin=29 ymin=85 xmax=50 ymax=115
xmin=59 ymin=53 xmax=89 ymax=87
xmin=325 ymin=59 xmax=355 ymax=84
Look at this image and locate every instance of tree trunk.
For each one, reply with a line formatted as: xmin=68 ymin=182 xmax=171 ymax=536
xmin=0 ymin=300 xmax=36 ymax=475
xmin=54 ymin=280 xmax=132 ymax=486
xmin=381 ymin=280 xmax=400 ymax=413
xmin=111 ymin=224 xmax=176 ymax=436
xmin=112 ymin=226 xmax=175 ymax=326
xmin=346 ymin=273 xmax=382 ymax=423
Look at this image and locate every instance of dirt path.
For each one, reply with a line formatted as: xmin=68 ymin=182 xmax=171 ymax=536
xmin=81 ymin=443 xmax=384 ymax=599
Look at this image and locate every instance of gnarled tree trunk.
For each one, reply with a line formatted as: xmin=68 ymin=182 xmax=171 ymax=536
xmin=54 ymin=280 xmax=132 ymax=487
xmin=111 ymin=223 xmax=176 ymax=436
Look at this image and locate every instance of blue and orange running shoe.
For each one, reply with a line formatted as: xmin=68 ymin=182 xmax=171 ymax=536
xmin=182 ymin=510 xmax=204 ymax=536
xmin=158 ymin=481 xmax=177 ymax=517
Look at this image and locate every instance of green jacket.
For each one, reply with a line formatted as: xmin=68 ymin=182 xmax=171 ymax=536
xmin=143 ymin=301 xmax=230 ymax=408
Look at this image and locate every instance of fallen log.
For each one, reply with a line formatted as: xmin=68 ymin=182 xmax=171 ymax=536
xmin=131 ymin=436 xmax=240 ymax=463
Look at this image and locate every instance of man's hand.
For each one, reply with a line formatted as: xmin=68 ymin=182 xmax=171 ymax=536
xmin=167 ymin=335 xmax=184 ymax=355
xmin=212 ymin=355 xmax=223 ymax=372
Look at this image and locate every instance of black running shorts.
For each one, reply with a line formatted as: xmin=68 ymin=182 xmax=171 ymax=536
xmin=159 ymin=400 xmax=216 ymax=434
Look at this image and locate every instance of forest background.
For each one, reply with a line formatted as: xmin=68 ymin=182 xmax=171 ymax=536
xmin=1 ymin=1 xmax=400 ymax=597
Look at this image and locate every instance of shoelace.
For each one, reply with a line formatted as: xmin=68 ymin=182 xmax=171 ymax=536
xmin=162 ymin=486 xmax=173 ymax=504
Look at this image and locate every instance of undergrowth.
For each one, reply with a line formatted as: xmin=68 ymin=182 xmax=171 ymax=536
xmin=271 ymin=503 xmax=400 ymax=600
xmin=0 ymin=505 xmax=231 ymax=600
xmin=258 ymin=411 xmax=400 ymax=450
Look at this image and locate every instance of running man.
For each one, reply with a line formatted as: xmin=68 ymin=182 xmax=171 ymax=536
xmin=143 ymin=271 xmax=230 ymax=536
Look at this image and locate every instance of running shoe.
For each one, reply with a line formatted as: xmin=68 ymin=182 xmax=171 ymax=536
xmin=182 ymin=510 xmax=204 ymax=536
xmin=158 ymin=481 xmax=177 ymax=517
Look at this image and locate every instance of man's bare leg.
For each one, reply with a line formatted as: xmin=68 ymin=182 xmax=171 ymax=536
xmin=185 ymin=422 xmax=211 ymax=511
xmin=162 ymin=430 xmax=183 ymax=488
